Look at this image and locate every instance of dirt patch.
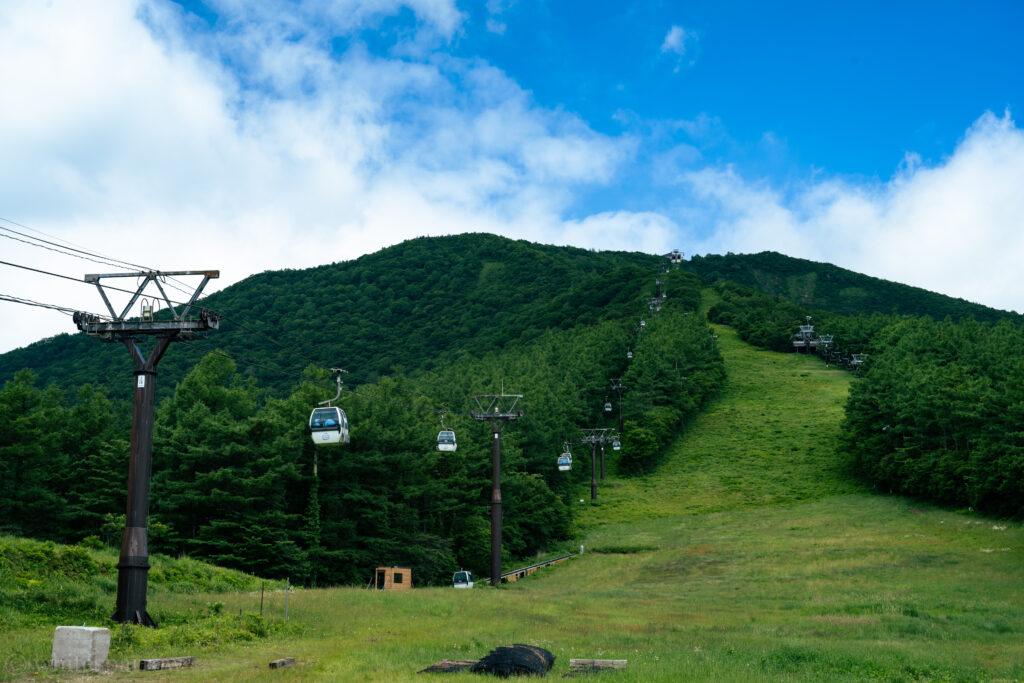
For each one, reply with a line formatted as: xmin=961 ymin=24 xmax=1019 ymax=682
xmin=811 ymin=614 xmax=880 ymax=625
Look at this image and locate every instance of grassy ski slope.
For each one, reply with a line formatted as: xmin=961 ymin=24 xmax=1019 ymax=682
xmin=579 ymin=323 xmax=859 ymax=529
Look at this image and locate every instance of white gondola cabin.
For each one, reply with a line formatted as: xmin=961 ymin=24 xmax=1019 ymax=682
xmin=309 ymin=406 xmax=350 ymax=445
xmin=557 ymin=452 xmax=572 ymax=471
xmin=612 ymin=440 xmax=621 ymax=451
xmin=453 ymin=570 xmax=474 ymax=589
xmin=604 ymin=401 xmax=613 ymax=412
xmin=437 ymin=430 xmax=457 ymax=452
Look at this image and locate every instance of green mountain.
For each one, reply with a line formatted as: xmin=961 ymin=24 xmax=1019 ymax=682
xmin=688 ymin=250 xmax=1021 ymax=322
xmin=0 ymin=234 xmax=662 ymax=397
xmin=4 ymin=241 xmax=1018 ymax=396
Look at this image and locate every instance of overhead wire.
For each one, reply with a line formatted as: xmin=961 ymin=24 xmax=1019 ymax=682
xmin=177 ymin=338 xmax=310 ymax=383
xmin=0 ymin=218 xmax=199 ymax=299
xmin=213 ymin=312 xmax=328 ymax=372
xmin=0 ymin=219 xmax=467 ymax=420
xmin=0 ymin=216 xmax=140 ymax=269
xmin=0 ymin=225 xmax=149 ymax=273
xmin=0 ymin=259 xmax=210 ymax=316
xmin=0 ymin=255 xmax=315 ymax=382
xmin=1 ymin=217 xmax=636 ymax=417
xmin=0 ymin=218 xmax=362 ymax=379
xmin=0 ymin=293 xmax=103 ymax=318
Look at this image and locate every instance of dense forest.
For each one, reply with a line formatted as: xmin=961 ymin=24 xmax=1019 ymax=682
xmin=691 ymin=251 xmax=1021 ymax=323
xmin=0 ymin=236 xmax=723 ymax=585
xmin=707 ymin=280 xmax=1024 ymax=518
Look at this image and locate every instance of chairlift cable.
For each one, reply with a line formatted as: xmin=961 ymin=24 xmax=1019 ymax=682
xmin=0 ymin=217 xmax=197 ymax=297
xmin=177 ymin=339 xmax=308 ymax=382
xmin=0 ymin=259 xmax=204 ymax=311
xmin=0 ymin=292 xmax=106 ymax=318
xmin=0 ymin=230 xmax=161 ymax=277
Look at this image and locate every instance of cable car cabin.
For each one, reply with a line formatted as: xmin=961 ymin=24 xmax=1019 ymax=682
xmin=453 ymin=570 xmax=474 ymax=589
xmin=558 ymin=453 xmax=572 ymax=471
xmin=604 ymin=402 xmax=613 ymax=412
xmin=373 ymin=566 xmax=412 ymax=591
xmin=309 ymin=407 xmax=350 ymax=445
xmin=612 ymin=440 xmax=621 ymax=451
xmin=437 ymin=430 xmax=457 ymax=452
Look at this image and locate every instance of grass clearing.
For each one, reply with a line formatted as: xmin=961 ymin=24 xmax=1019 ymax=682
xmin=582 ymin=323 xmax=861 ymax=529
xmin=4 ymin=320 xmax=1023 ymax=681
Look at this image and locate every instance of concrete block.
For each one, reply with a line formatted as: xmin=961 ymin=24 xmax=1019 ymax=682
xmin=51 ymin=626 xmax=110 ymax=671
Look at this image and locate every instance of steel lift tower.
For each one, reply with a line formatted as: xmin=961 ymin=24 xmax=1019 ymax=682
xmin=470 ymin=393 xmax=523 ymax=586
xmin=74 ymin=270 xmax=219 ymax=626
xmin=580 ymin=428 xmax=618 ymax=500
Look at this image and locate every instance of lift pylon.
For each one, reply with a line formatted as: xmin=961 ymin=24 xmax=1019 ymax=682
xmin=470 ymin=393 xmax=523 ymax=586
xmin=579 ymin=428 xmax=618 ymax=499
xmin=74 ymin=269 xmax=220 ymax=627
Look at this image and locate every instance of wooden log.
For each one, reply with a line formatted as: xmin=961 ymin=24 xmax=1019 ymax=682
xmin=418 ymin=659 xmax=479 ymax=673
xmin=139 ymin=657 xmax=194 ymax=671
xmin=569 ymin=658 xmax=627 ymax=671
xmin=269 ymin=658 xmax=296 ymax=669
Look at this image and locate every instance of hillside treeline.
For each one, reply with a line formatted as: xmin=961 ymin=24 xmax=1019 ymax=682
xmin=708 ymin=281 xmax=1024 ymax=518
xmin=0 ymin=259 xmax=724 ymax=584
xmin=690 ymin=251 xmax=1019 ymax=323
xmin=0 ymin=234 xmax=662 ymax=397
xmin=843 ymin=317 xmax=1024 ymax=518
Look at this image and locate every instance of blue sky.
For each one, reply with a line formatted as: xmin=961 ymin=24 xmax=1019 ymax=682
xmin=467 ymin=1 xmax=1022 ymax=199
xmin=1 ymin=0 xmax=1023 ymax=353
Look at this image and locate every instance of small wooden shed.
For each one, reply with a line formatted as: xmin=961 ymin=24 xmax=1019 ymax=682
xmin=374 ymin=566 xmax=412 ymax=590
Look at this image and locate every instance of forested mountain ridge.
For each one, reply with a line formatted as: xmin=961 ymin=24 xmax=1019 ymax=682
xmin=688 ymin=251 xmax=1021 ymax=322
xmin=0 ymin=234 xmax=662 ymax=397
xmin=2 ymin=239 xmax=1017 ymax=396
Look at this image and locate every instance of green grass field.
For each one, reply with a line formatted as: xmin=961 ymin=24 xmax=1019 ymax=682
xmin=4 ymin=323 xmax=1023 ymax=681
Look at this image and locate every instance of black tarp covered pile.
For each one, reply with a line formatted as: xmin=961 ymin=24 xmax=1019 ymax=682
xmin=470 ymin=644 xmax=555 ymax=677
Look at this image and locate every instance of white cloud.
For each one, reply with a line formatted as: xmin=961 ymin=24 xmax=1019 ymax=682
xmin=484 ymin=0 xmax=514 ymax=34
xmin=683 ymin=111 xmax=1024 ymax=313
xmin=201 ymin=0 xmax=465 ymax=40
xmin=660 ymin=25 xmax=697 ymax=72
xmin=661 ymin=25 xmax=690 ymax=55
xmin=551 ymin=211 xmax=678 ymax=254
xmin=0 ymin=0 xmax=647 ymax=353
